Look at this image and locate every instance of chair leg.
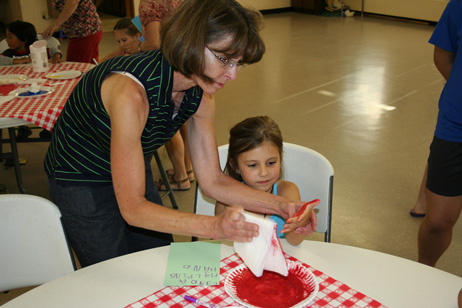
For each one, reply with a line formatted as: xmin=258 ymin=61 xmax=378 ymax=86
xmin=153 ymin=150 xmax=178 ymax=209
xmin=8 ymin=128 xmax=28 ymax=194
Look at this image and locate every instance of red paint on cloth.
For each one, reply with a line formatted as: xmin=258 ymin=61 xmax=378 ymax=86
xmin=0 ymin=84 xmax=17 ymax=96
xmin=270 ymin=225 xmax=284 ymax=257
xmin=232 ymin=266 xmax=312 ymax=308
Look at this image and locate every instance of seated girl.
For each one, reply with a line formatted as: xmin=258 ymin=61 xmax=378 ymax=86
xmin=215 ymin=116 xmax=316 ymax=246
xmin=0 ymin=20 xmax=62 ymax=65
xmin=100 ymin=17 xmax=142 ymax=62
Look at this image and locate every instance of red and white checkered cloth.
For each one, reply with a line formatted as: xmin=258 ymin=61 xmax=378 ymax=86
xmin=0 ymin=62 xmax=93 ymax=131
xmin=125 ymin=253 xmax=387 ymax=308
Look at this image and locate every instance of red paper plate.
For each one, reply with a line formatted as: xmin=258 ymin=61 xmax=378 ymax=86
xmin=224 ymin=260 xmax=318 ymax=308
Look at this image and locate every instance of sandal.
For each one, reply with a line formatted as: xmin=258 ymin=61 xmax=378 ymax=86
xmin=166 ymin=169 xmax=195 ymax=183
xmin=157 ymin=177 xmax=191 ymax=191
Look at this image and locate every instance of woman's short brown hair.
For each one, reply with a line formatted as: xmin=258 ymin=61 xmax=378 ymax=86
xmin=161 ymin=0 xmax=265 ymax=82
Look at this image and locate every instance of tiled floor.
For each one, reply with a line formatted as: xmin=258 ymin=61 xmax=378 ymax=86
xmin=1 ymin=10 xmax=461 ymax=305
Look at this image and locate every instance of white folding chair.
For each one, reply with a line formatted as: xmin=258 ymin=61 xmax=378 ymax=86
xmin=193 ymin=142 xmax=334 ymax=242
xmin=0 ymin=194 xmax=76 ymax=292
xmin=282 ymin=143 xmax=334 ymax=242
xmin=194 ymin=144 xmax=229 ymax=217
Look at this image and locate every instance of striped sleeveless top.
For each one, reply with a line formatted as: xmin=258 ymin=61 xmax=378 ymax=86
xmin=44 ymin=50 xmax=203 ymax=185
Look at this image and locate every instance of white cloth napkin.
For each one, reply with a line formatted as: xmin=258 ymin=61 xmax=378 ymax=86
xmin=234 ymin=211 xmax=288 ymax=277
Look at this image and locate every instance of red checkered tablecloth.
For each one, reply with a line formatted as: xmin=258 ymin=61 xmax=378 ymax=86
xmin=125 ymin=253 xmax=387 ymax=308
xmin=0 ymin=62 xmax=93 ymax=131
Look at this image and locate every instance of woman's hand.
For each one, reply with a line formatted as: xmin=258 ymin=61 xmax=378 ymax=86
xmin=282 ymin=199 xmax=319 ymax=236
xmin=214 ymin=206 xmax=259 ymax=242
xmin=42 ymin=24 xmax=60 ymax=39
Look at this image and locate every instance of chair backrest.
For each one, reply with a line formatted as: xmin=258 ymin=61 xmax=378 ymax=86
xmin=0 ymin=194 xmax=76 ymax=292
xmin=194 ymin=142 xmax=334 ymax=242
xmin=194 ymin=144 xmax=229 ymax=217
xmin=0 ymin=39 xmax=8 ymax=54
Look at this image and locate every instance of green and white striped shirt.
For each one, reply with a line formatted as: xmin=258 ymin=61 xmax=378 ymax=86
xmin=44 ymin=50 xmax=203 ymax=185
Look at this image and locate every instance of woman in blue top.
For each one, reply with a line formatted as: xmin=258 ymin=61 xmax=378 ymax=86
xmin=45 ymin=0 xmax=315 ymax=267
xmin=418 ymin=0 xmax=462 ymax=268
xmin=215 ymin=116 xmax=318 ymax=246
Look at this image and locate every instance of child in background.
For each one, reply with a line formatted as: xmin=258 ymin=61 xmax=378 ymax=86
xmin=1 ymin=20 xmax=35 ymax=65
xmin=215 ymin=116 xmax=317 ymax=246
xmin=0 ymin=20 xmax=62 ymax=65
xmin=100 ymin=18 xmax=142 ymax=62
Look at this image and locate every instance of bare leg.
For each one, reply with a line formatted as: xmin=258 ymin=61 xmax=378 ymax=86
xmin=163 ymin=132 xmax=190 ymax=190
xmin=418 ymin=189 xmax=462 ymax=266
xmin=166 ymin=124 xmax=194 ymax=181
xmin=180 ymin=123 xmax=194 ymax=180
xmin=411 ymin=166 xmax=428 ymax=215
xmin=325 ymin=0 xmax=334 ymax=11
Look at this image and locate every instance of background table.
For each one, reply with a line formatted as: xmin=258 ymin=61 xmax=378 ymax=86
xmin=0 ymin=63 xmax=93 ymax=193
xmin=2 ymin=240 xmax=461 ymax=308
xmin=0 ymin=62 xmax=93 ymax=131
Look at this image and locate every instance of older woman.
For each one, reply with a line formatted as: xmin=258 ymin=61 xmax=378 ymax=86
xmin=45 ymin=0 xmax=316 ymax=267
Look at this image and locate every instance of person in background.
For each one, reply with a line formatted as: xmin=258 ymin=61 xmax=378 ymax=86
xmin=417 ymin=0 xmax=462 ymax=268
xmin=139 ymin=0 xmax=195 ymax=191
xmin=44 ymin=0 xmax=314 ymax=268
xmin=0 ymin=20 xmax=63 ymax=66
xmin=1 ymin=20 xmax=35 ymax=65
xmin=410 ymin=167 xmax=428 ymax=217
xmin=42 ymin=0 xmax=102 ymax=63
xmin=215 ymin=116 xmax=318 ymax=246
xmin=100 ymin=18 xmax=142 ymax=62
xmin=138 ymin=0 xmax=181 ymax=53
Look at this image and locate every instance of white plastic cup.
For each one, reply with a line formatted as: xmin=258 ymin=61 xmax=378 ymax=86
xmin=30 ymin=40 xmax=49 ymax=73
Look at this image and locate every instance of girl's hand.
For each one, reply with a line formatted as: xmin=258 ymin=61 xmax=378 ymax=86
xmin=281 ymin=199 xmax=319 ymax=236
xmin=214 ymin=207 xmax=259 ymax=242
xmin=50 ymin=54 xmax=64 ymax=64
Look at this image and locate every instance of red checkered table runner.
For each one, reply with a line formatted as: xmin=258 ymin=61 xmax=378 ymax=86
xmin=0 ymin=62 xmax=93 ymax=131
xmin=125 ymin=253 xmax=387 ymax=308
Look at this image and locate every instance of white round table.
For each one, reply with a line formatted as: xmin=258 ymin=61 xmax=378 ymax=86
xmin=3 ymin=240 xmax=462 ymax=308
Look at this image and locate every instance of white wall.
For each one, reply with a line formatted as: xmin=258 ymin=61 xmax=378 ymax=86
xmin=5 ymin=0 xmax=448 ymax=37
xmin=238 ymin=0 xmax=291 ymax=10
xmin=21 ymin=0 xmax=53 ymax=31
xmin=0 ymin=0 xmax=23 ymax=25
xmin=131 ymin=0 xmax=290 ymax=16
xmin=347 ymin=0 xmax=448 ymax=22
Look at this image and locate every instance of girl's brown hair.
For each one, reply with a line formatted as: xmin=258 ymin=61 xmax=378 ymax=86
xmin=161 ymin=0 xmax=265 ymax=82
xmin=114 ymin=17 xmax=141 ymax=37
xmin=225 ymin=116 xmax=283 ymax=182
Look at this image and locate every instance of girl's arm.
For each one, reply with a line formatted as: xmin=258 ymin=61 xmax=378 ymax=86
xmin=50 ymin=52 xmax=63 ymax=64
xmin=102 ymin=74 xmax=257 ymax=242
xmin=100 ymin=47 xmax=124 ymax=63
xmin=13 ymin=57 xmax=31 ymax=64
xmin=277 ymin=180 xmax=307 ymax=245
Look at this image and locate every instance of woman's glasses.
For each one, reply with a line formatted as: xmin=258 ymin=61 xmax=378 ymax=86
xmin=207 ymin=47 xmax=246 ymax=71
